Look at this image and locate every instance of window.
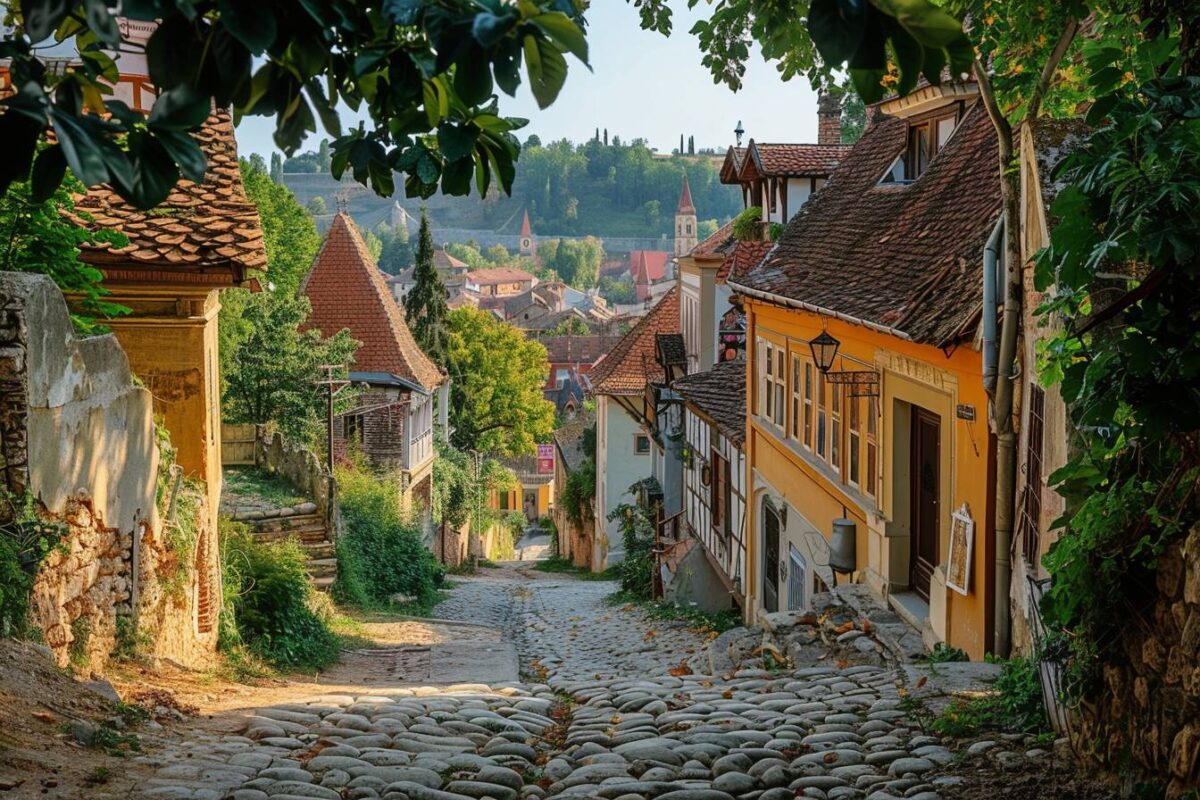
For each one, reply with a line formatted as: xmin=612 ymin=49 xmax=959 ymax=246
xmin=879 ymin=107 xmax=961 ymax=183
xmin=803 ymin=360 xmax=814 ymax=449
xmin=789 ymin=355 xmax=802 ymax=441
xmin=866 ymin=396 xmax=878 ymax=499
xmin=816 ymin=372 xmax=827 ymax=459
xmin=344 ymin=414 xmax=363 ymax=444
xmin=555 ymin=368 xmax=570 ymax=388
xmin=761 ymin=340 xmax=772 ymax=420
xmin=635 ymin=434 xmax=652 ymax=454
xmin=830 ymin=382 xmax=842 ymax=471
xmin=1020 ymin=386 xmax=1046 ymax=565
xmin=711 ymin=449 xmax=731 ymax=537
xmin=774 ymin=349 xmax=785 ymax=428
xmin=500 ymin=491 xmax=511 ymax=510
xmin=848 ymin=396 xmax=861 ymax=488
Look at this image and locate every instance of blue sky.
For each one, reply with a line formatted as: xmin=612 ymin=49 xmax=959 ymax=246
xmin=235 ymin=2 xmax=822 ymax=159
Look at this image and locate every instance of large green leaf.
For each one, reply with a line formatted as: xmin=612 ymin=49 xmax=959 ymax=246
xmin=438 ymin=122 xmax=479 ymax=162
xmin=384 ymin=0 xmax=424 ymax=26
xmin=148 ymin=84 xmax=212 ymax=128
xmin=49 ymin=108 xmax=110 ymax=186
xmin=29 ymin=145 xmax=67 ymax=203
xmin=441 ymin=156 xmax=474 ymax=195
xmin=523 ymin=34 xmax=568 ymax=110
xmin=20 ymin=0 xmax=75 ymax=43
xmin=454 ymin=51 xmax=494 ymax=106
xmin=217 ymin=0 xmax=278 ymax=52
xmin=807 ymin=0 xmax=867 ymax=65
xmin=82 ymin=0 xmax=119 ymax=46
xmin=125 ymin=130 xmax=181 ymax=209
xmin=153 ymin=128 xmax=208 ymax=183
xmin=530 ymin=11 xmax=589 ymax=64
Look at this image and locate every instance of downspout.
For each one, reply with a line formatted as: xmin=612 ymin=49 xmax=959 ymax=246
xmin=982 ymin=218 xmax=1004 ymax=394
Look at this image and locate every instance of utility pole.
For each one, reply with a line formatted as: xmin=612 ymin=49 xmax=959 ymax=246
xmin=315 ymin=365 xmax=351 ymax=476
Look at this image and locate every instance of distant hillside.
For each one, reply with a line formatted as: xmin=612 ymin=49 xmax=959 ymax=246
xmin=277 ymin=136 xmax=742 ymax=247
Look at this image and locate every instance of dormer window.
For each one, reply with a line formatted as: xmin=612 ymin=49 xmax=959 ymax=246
xmin=880 ymin=106 xmax=962 ymax=184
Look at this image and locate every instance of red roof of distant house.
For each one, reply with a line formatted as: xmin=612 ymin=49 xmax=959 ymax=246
xmin=541 ymin=335 xmax=618 ymax=365
xmin=520 ymin=209 xmax=533 ymax=237
xmin=466 ymin=266 xmax=535 ymax=285
xmin=302 ymin=213 xmax=444 ymax=390
xmin=742 ymin=140 xmax=852 ymax=179
xmin=433 ymin=250 xmax=469 ymax=271
xmin=629 ymin=250 xmax=670 ymax=283
xmin=589 ymin=287 xmax=680 ymax=397
xmin=677 ymin=172 xmax=695 ymax=214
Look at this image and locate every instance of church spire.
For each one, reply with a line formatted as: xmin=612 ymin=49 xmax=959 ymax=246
xmin=519 ymin=209 xmax=534 ymax=255
xmin=677 ymin=171 xmax=695 ymax=214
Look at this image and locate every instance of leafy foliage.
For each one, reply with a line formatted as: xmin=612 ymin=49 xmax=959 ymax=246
xmin=219 ymin=518 xmax=340 ymax=670
xmin=333 ymin=465 xmax=439 ymax=608
xmin=445 ymin=306 xmax=556 ymax=455
xmin=545 ymin=236 xmax=604 ymax=289
xmin=0 ymin=493 xmax=67 ymax=638
xmin=432 ymin=443 xmax=519 ymax=545
xmin=1035 ymin=63 xmax=1200 ymax=694
xmin=606 ymin=482 xmax=659 ymax=601
xmin=928 ymin=656 xmax=1050 ymax=738
xmin=0 ymin=175 xmax=128 ymax=333
xmin=403 ymin=208 xmax=451 ymax=367
xmin=377 ymin=221 xmax=412 ymax=275
xmin=561 ymin=425 xmax=597 ymax=529
xmin=732 ymin=206 xmax=765 ymax=242
xmin=2 ymin=0 xmax=590 ymax=208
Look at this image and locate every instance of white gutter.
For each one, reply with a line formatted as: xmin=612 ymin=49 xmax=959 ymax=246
xmin=727 ymin=279 xmax=913 ymax=341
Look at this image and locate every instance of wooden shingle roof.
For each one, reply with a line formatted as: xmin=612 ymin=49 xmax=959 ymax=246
xmin=735 ymin=102 xmax=1002 ymax=347
xmin=67 ymin=111 xmax=266 ymax=278
xmin=302 ymin=213 xmax=444 ymax=391
xmin=674 ymin=360 xmax=747 ymax=447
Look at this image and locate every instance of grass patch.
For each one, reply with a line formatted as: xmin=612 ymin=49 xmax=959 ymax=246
xmin=915 ymin=655 xmax=1054 ymax=741
xmin=222 ymin=466 xmax=307 ymax=508
xmin=923 ymin=642 xmax=970 ymax=664
xmin=605 ymin=591 xmax=741 ymax=635
xmin=534 ymin=556 xmax=613 ymax=580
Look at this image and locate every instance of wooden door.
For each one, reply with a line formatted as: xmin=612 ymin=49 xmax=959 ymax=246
xmin=910 ymin=409 xmax=941 ymax=602
xmin=762 ymin=503 xmax=780 ymax=613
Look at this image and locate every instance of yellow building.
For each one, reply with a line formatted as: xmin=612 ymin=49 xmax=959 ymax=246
xmin=731 ymin=84 xmax=1006 ymax=658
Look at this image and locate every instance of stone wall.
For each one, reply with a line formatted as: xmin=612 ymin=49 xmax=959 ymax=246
xmin=0 ymin=272 xmax=216 ymax=669
xmin=1074 ymin=524 xmax=1200 ymax=797
xmin=255 ymin=427 xmax=331 ymax=520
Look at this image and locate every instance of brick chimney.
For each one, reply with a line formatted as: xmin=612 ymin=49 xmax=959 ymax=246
xmin=817 ymin=92 xmax=843 ymax=145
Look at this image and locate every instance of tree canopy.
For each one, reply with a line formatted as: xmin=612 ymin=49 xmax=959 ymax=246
xmin=445 ymin=306 xmax=555 ymax=456
xmin=2 ymin=0 xmax=589 ymax=209
xmin=404 ymin=208 xmax=451 ymax=367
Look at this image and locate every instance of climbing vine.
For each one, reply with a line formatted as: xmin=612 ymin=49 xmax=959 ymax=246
xmin=1036 ymin=38 xmax=1200 ymax=695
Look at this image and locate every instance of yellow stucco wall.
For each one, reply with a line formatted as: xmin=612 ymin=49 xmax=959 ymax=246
xmin=744 ymin=300 xmax=996 ymax=659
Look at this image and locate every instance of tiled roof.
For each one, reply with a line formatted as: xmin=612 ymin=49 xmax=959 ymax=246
xmin=629 ymin=250 xmax=670 ymax=283
xmin=302 ymin=213 xmax=444 ymax=390
xmin=466 ymin=266 xmax=535 ymax=285
xmin=520 ymin=209 xmax=533 ymax=237
xmin=589 ymin=287 xmax=680 ymax=397
xmin=688 ymin=222 xmax=773 ymax=285
xmin=433 ymin=250 xmax=469 ymax=271
xmin=541 ymin=335 xmax=617 ymax=365
xmin=673 ymin=360 xmax=747 ymax=447
xmin=735 ymin=102 xmax=1001 ymax=347
xmin=691 ymin=219 xmax=735 ymax=256
xmin=744 ymin=141 xmax=853 ymax=178
xmin=554 ymin=409 xmax=595 ymax=473
xmin=720 ymin=147 xmax=748 ymax=184
xmin=656 ymin=333 xmax=687 ymax=367
xmin=67 ymin=111 xmax=266 ymax=275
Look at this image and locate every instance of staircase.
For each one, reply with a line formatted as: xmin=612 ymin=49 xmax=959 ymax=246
xmin=235 ymin=505 xmax=337 ymax=591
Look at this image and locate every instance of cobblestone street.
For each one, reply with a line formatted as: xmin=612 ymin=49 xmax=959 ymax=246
xmin=132 ymin=566 xmax=1067 ymax=800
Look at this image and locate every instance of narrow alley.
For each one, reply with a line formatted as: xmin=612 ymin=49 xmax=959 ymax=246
xmin=127 ymin=564 xmax=1090 ymax=800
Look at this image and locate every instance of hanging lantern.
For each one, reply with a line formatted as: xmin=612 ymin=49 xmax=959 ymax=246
xmin=809 ymin=331 xmax=841 ymax=373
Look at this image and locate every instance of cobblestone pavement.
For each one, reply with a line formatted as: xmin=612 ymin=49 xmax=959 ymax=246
xmin=134 ymin=566 xmax=1053 ymax=800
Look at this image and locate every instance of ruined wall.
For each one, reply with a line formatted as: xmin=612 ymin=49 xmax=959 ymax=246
xmin=1075 ymin=524 xmax=1200 ymax=797
xmin=0 ymin=273 xmax=215 ymax=668
xmin=256 ymin=427 xmax=331 ymax=520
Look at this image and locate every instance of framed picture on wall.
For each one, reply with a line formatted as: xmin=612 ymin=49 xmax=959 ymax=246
xmin=946 ymin=503 xmax=974 ymax=595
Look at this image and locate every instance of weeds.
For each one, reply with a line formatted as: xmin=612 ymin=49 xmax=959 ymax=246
xmin=928 ymin=656 xmax=1052 ymax=739
xmin=923 ymin=642 xmax=969 ymax=664
xmin=534 ymin=556 xmax=612 ymax=580
xmin=605 ymin=592 xmax=740 ymax=636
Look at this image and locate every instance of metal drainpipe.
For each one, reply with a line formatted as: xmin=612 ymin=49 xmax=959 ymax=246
xmin=982 ymin=218 xmax=1004 ymax=394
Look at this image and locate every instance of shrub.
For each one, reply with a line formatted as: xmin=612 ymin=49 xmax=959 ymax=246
xmin=0 ymin=494 xmax=67 ymax=639
xmin=732 ymin=206 xmax=765 ymax=241
xmin=931 ymin=655 xmax=1050 ymax=738
xmin=334 ymin=466 xmax=438 ymax=608
xmin=219 ymin=519 xmax=339 ymax=670
xmin=607 ymin=485 xmax=657 ymax=600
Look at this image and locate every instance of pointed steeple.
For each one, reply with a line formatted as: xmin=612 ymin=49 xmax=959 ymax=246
xmin=677 ymin=172 xmax=695 ymax=214
xmin=519 ymin=209 xmax=534 ymax=255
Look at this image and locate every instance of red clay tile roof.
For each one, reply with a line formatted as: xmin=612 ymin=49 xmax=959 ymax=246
xmin=589 ymin=287 xmax=680 ymax=397
xmin=67 ymin=111 xmax=266 ymax=275
xmin=743 ymin=141 xmax=853 ymax=178
xmin=466 ymin=266 xmax=535 ymax=285
xmin=302 ymin=213 xmax=444 ymax=390
xmin=691 ymin=219 xmax=735 ymax=257
xmin=688 ymin=222 xmax=772 ymax=285
xmin=734 ymin=102 xmax=1001 ymax=347
xmin=433 ymin=250 xmax=469 ymax=272
xmin=541 ymin=335 xmax=618 ymax=365
xmin=629 ymin=250 xmax=670 ymax=283
xmin=673 ymin=359 xmax=747 ymax=447
xmin=720 ymin=146 xmax=748 ymax=184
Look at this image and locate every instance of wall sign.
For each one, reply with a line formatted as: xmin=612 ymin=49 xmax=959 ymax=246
xmin=537 ymin=444 xmax=555 ymax=475
xmin=946 ymin=502 xmax=974 ymax=595
xmin=956 ymin=404 xmax=976 ymax=421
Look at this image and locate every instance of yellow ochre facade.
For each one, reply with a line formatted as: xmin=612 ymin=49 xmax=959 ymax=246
xmin=743 ymin=304 xmax=996 ymax=659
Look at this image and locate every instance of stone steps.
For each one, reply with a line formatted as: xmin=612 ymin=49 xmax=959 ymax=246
xmin=236 ymin=509 xmax=337 ymax=591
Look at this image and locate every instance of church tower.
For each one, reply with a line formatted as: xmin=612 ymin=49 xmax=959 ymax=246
xmin=674 ymin=172 xmax=697 ymax=256
xmin=519 ymin=209 xmax=534 ymax=256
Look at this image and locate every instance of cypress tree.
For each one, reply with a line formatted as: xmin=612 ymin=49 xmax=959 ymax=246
xmin=688 ymin=135 xmax=695 ymax=155
xmin=403 ymin=207 xmax=450 ymax=367
xmin=269 ymin=152 xmax=283 ymax=184
xmin=679 ymin=133 xmax=684 ymax=154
